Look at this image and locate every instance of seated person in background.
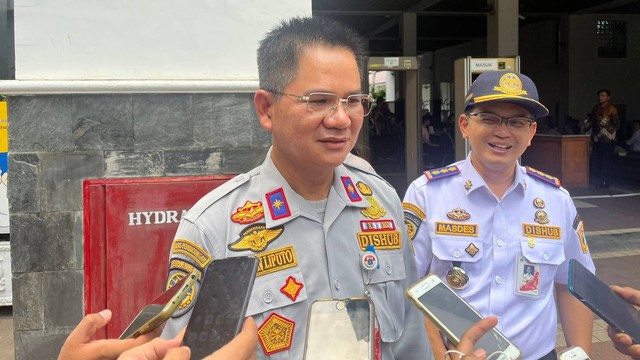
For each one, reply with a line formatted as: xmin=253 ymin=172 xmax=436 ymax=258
xmin=627 ymin=121 xmax=640 ymax=152
xmin=422 ymin=113 xmax=439 ymax=147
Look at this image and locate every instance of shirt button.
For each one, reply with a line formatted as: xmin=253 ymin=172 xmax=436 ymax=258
xmin=496 ymin=205 xmax=502 ymax=212
xmin=543 ymin=253 xmax=550 ymax=261
xmin=263 ymin=291 xmax=273 ymax=303
xmin=334 ymin=279 xmax=341 ymax=290
xmin=495 ymin=276 xmax=503 ymax=284
xmin=497 ymin=239 xmax=505 ymax=247
xmin=453 ymin=250 xmax=461 ymax=258
xmin=385 ymin=264 xmax=392 ymax=274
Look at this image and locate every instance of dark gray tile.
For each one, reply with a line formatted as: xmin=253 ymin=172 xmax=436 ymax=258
xmin=133 ymin=94 xmax=194 ymax=150
xmin=104 ymin=150 xmax=164 ymax=177
xmin=223 ymin=147 xmax=269 ymax=174
xmin=11 ymin=212 xmax=79 ymax=272
xmin=165 ymin=149 xmax=222 ymax=175
xmin=72 ymin=94 xmax=134 ymax=150
xmin=193 ymin=93 xmax=258 ymax=148
xmin=14 ymin=329 xmax=69 ymax=360
xmin=40 ymin=152 xmax=104 ymax=211
xmin=12 ymin=272 xmax=43 ymax=331
xmin=8 ymin=153 xmax=40 ymax=212
xmin=43 ymin=270 xmax=83 ymax=329
xmin=8 ymin=96 xmax=74 ymax=152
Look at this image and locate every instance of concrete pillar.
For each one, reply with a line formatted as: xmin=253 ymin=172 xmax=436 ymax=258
xmin=487 ymin=0 xmax=519 ymax=57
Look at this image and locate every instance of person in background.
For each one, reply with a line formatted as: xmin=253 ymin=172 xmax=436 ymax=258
xmin=403 ymin=71 xmax=595 ymax=360
xmin=626 ymin=120 xmax=640 ymax=152
xmin=588 ymin=88 xmax=619 ymax=189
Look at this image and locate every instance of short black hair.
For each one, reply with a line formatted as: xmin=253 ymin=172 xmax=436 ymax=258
xmin=257 ymin=17 xmax=367 ymax=95
xmin=597 ymin=89 xmax=611 ymax=96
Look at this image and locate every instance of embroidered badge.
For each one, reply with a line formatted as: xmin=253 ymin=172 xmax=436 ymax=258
xmin=494 ymin=72 xmax=528 ymax=96
xmin=404 ymin=217 xmax=418 ymax=241
xmin=228 ymin=224 xmax=284 ymax=252
xmin=534 ymin=210 xmax=550 ymax=224
xmin=533 ymin=197 xmax=545 ymax=209
xmin=256 ymin=246 xmax=298 ymax=277
xmin=522 ymin=224 xmax=561 ymax=240
xmin=465 ymin=243 xmax=479 ymax=257
xmin=169 ymin=258 xmax=203 ymax=279
xmin=424 ymin=165 xmax=461 ymax=181
xmin=360 ymin=219 xmax=396 ymax=232
xmin=464 ymin=179 xmax=472 ymax=190
xmin=166 ymin=272 xmax=199 ymax=318
xmin=171 ymin=239 xmax=212 ymax=268
xmin=435 ymin=221 xmax=478 ymax=237
xmin=266 ymin=188 xmax=291 ymax=220
xmin=402 ymin=202 xmax=426 ymax=220
xmin=258 ymin=313 xmax=295 ymax=355
xmin=525 ymin=166 xmax=561 ymax=188
xmin=357 ymin=231 xmax=402 ymax=250
xmin=231 ymin=200 xmax=264 ymax=224
xmin=356 ymin=181 xmax=373 ymax=196
xmin=361 ymin=196 xmax=387 ymax=219
xmin=447 ymin=208 xmax=471 ymax=221
xmin=280 ymin=276 xmax=304 ymax=302
xmin=575 ymin=221 xmax=589 ymax=254
xmin=341 ymin=176 xmax=362 ymax=202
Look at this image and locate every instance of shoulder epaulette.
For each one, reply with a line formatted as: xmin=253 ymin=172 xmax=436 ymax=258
xmin=525 ymin=166 xmax=561 ymax=188
xmin=187 ymin=171 xmax=256 ymax=219
xmin=424 ymin=165 xmax=461 ymax=181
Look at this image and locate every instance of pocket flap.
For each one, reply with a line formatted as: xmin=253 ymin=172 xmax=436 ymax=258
xmin=246 ymin=270 xmax=308 ymax=316
xmin=520 ymin=238 xmax=565 ymax=265
xmin=432 ymin=236 xmax=483 ymax=263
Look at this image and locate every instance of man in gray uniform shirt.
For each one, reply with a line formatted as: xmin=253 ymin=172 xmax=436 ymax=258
xmin=162 ymin=17 xmax=433 ymax=360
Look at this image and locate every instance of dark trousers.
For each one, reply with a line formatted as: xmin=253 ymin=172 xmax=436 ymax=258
xmin=590 ymin=141 xmax=615 ymax=182
xmin=538 ymin=349 xmax=557 ymax=360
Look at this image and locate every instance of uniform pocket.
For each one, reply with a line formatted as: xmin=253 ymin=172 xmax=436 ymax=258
xmin=432 ymin=235 xmax=484 ymax=263
xmin=365 ymin=251 xmax=406 ymax=343
xmin=520 ymin=238 xmax=565 ymax=266
xmin=246 ymin=270 xmax=308 ymax=316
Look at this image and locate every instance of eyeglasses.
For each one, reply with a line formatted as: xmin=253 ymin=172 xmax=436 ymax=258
xmin=468 ymin=112 xmax=534 ymax=130
xmin=265 ymin=90 xmax=374 ymax=117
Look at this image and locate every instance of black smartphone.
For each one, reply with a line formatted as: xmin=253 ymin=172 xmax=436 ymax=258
xmin=183 ymin=256 xmax=258 ymax=359
xmin=119 ymin=270 xmax=198 ymax=339
xmin=568 ymin=259 xmax=640 ymax=343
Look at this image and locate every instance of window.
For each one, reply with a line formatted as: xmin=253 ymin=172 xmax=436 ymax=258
xmin=597 ymin=20 xmax=626 ymax=58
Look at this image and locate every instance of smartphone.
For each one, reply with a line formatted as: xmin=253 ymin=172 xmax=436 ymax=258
xmin=183 ymin=256 xmax=258 ymax=359
xmin=406 ymin=274 xmax=521 ymax=360
xmin=304 ymin=298 xmax=374 ymax=360
xmin=558 ymin=346 xmax=591 ymax=360
xmin=119 ymin=270 xmax=198 ymax=339
xmin=568 ymin=258 xmax=640 ymax=344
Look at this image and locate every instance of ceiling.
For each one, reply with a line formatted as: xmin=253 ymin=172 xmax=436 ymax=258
xmin=313 ymin=0 xmax=640 ymax=56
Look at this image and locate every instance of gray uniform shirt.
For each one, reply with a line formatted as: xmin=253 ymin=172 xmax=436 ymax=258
xmin=162 ymin=149 xmax=432 ymax=360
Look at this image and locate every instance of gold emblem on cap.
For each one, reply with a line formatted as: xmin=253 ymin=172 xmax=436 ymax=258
xmin=494 ymin=73 xmax=528 ymax=96
xmin=466 ymin=243 xmax=479 ymax=257
xmin=533 ymin=198 xmax=545 ymax=209
xmin=534 ymin=210 xmax=550 ymax=224
xmin=447 ymin=208 xmax=471 ymax=221
xmin=464 ymin=179 xmax=472 ymax=190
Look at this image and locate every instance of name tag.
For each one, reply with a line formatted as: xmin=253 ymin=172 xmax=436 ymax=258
xmin=435 ymin=222 xmax=478 ymax=237
xmin=522 ymin=224 xmax=561 ymax=239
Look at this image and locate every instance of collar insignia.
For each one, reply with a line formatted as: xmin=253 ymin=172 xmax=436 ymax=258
xmin=341 ymin=176 xmax=362 ymax=202
xmin=464 ymin=179 xmax=472 ymax=190
xmin=266 ymin=188 xmax=291 ymax=220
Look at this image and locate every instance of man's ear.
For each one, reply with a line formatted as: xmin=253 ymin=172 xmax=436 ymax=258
xmin=459 ymin=113 xmax=470 ymax=139
xmin=254 ymin=90 xmax=274 ymax=131
xmin=527 ymin=121 xmax=538 ymax=146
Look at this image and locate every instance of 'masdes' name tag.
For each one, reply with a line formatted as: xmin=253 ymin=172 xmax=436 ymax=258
xmin=522 ymin=224 xmax=561 ymax=239
xmin=357 ymin=231 xmax=402 ymax=250
xmin=435 ymin=222 xmax=478 ymax=237
xmin=256 ymin=246 xmax=298 ymax=277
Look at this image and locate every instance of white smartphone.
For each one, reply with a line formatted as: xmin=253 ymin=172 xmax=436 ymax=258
xmin=558 ymin=346 xmax=591 ymax=360
xmin=406 ymin=274 xmax=521 ymax=360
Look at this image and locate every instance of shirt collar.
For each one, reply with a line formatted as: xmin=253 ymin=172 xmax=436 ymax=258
xmin=462 ymin=153 xmax=527 ymax=196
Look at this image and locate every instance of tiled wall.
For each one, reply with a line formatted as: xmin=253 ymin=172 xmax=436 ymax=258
xmin=7 ymin=92 xmax=269 ymax=359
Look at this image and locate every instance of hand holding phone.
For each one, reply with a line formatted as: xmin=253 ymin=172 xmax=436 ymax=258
xmin=119 ymin=270 xmax=198 ymax=339
xmin=406 ymin=274 xmax=521 ymax=360
xmin=558 ymin=346 xmax=591 ymax=360
xmin=182 ymin=256 xmax=258 ymax=360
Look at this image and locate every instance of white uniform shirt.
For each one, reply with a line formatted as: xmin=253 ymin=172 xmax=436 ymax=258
xmin=162 ymin=148 xmax=432 ymax=360
xmin=403 ymin=155 xmax=595 ymax=360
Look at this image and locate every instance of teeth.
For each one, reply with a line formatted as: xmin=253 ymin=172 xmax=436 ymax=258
xmin=490 ymin=143 xmax=512 ymax=149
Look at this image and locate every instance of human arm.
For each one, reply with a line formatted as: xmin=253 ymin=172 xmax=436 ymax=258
xmin=607 ymin=286 xmax=640 ymax=359
xmin=58 ymin=310 xmax=161 ymax=360
xmin=556 ymin=283 xmax=593 ymax=356
xmin=163 ymin=317 xmax=258 ymax=360
xmin=456 ymin=316 xmax=500 ymax=360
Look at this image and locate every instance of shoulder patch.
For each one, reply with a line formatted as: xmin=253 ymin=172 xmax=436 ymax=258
xmin=525 ymin=166 xmax=561 ymax=188
xmin=424 ymin=165 xmax=461 ymax=181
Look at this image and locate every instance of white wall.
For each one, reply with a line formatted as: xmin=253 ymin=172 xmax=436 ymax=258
xmin=14 ymin=0 xmax=310 ymax=80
